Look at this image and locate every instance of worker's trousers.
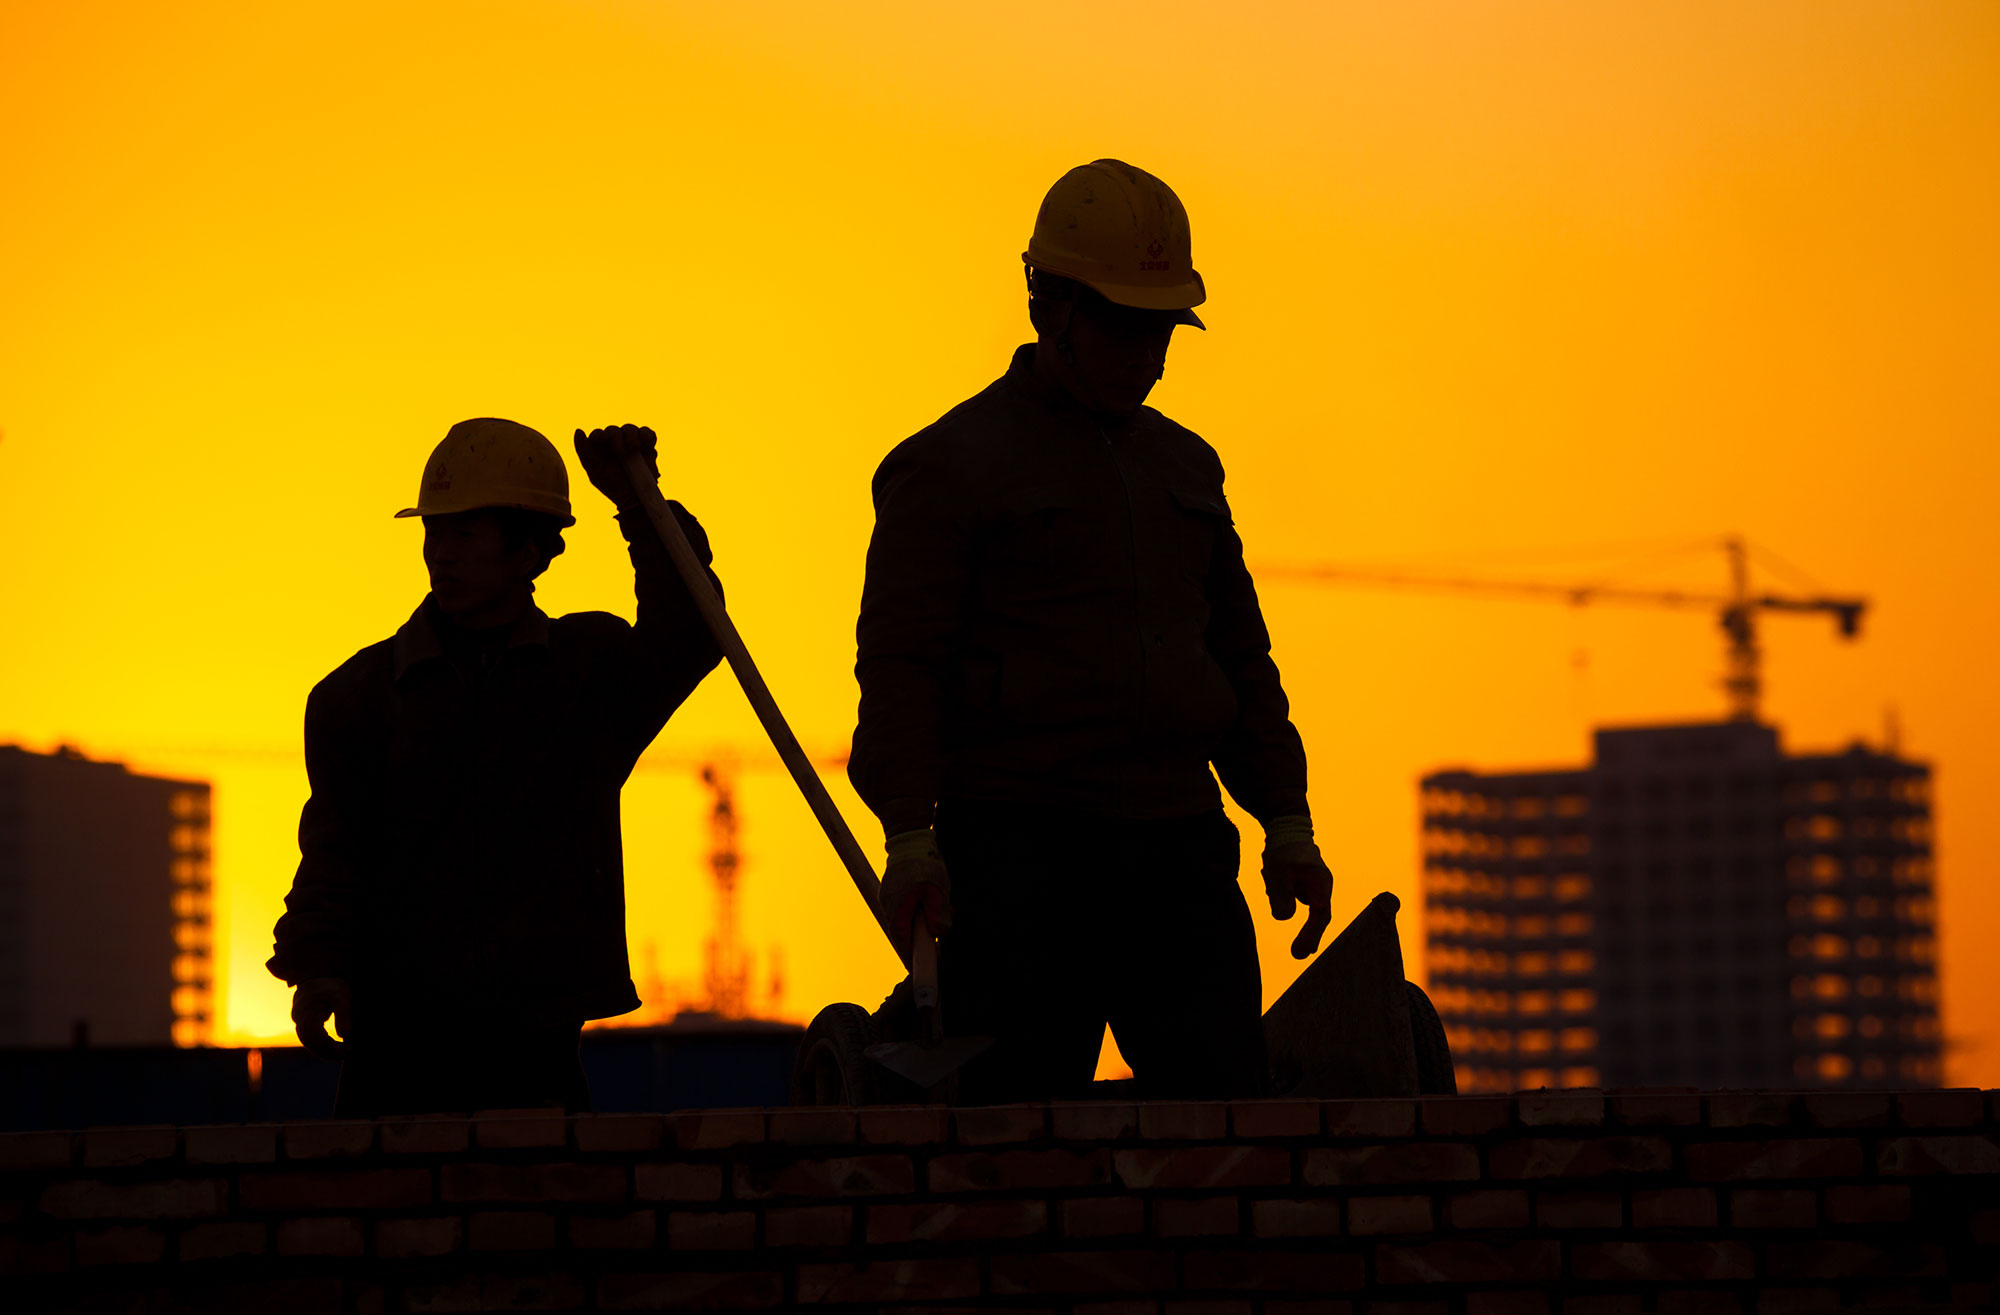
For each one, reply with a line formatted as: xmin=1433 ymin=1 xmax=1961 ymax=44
xmin=333 ymin=1017 xmax=591 ymax=1118
xmin=934 ymin=800 xmax=1266 ymax=1104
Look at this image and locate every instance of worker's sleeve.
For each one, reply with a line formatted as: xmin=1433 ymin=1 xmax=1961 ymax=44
xmin=267 ymin=683 xmax=372 ymax=986
xmin=850 ymin=441 xmax=972 ymax=838
xmin=606 ymin=501 xmax=725 ymax=759
xmin=1205 ymin=494 xmax=1311 ymax=825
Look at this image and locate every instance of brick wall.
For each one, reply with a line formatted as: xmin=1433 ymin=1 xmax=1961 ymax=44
xmin=4 ymin=1089 xmax=1997 ymax=1312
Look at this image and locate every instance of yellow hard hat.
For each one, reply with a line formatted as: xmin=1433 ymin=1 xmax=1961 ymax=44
xmin=1024 ymin=159 xmax=1206 ymax=327
xmin=395 ymin=417 xmax=576 ymax=526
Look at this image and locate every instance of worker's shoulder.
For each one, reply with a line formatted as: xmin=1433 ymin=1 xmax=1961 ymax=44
xmin=1134 ymin=406 xmax=1226 ymax=483
xmin=878 ymin=375 xmax=1014 ymax=473
xmin=550 ymin=609 xmax=634 ymax=643
xmin=306 ymin=637 xmax=395 ymax=716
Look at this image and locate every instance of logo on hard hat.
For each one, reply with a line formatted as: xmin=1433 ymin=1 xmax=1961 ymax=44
xmin=1147 ymin=238 xmax=1165 ymax=259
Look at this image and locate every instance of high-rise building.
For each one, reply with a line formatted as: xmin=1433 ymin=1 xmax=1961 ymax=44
xmin=0 ymin=745 xmax=213 ymax=1047
xmin=1421 ymin=722 xmax=1940 ymax=1092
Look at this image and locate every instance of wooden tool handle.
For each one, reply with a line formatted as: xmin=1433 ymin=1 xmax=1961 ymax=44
xmin=620 ymin=453 xmax=905 ymax=967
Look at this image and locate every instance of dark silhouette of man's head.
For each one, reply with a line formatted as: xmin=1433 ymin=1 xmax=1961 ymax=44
xmin=421 ymin=508 xmax=566 ymax=627
xmin=396 ymin=418 xmax=576 ymax=629
xmin=1029 ymin=269 xmax=1183 ymax=416
xmin=1021 ymin=160 xmax=1206 ymax=417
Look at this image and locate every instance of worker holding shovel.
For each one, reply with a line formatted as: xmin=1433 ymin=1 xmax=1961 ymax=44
xmin=268 ymin=418 xmax=720 ymax=1116
xmin=850 ymin=160 xmax=1335 ymax=1103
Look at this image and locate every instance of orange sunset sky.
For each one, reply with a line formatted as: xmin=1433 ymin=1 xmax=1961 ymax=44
xmin=2 ymin=2 xmax=1995 ymax=1083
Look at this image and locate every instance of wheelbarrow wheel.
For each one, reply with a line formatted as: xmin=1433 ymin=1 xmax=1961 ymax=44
xmin=790 ymin=1002 xmax=880 ymax=1106
xmin=1406 ymin=980 xmax=1457 ymax=1095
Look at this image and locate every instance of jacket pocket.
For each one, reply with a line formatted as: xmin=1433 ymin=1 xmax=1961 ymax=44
xmin=1165 ymin=483 xmax=1230 ymax=585
xmin=980 ymin=487 xmax=1079 ymax=596
xmin=1169 ymin=485 xmax=1230 ymax=522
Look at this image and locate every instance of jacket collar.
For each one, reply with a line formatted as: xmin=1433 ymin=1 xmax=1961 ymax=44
xmin=393 ymin=597 xmax=550 ymax=681
xmin=1001 ymin=342 xmax=1146 ymax=434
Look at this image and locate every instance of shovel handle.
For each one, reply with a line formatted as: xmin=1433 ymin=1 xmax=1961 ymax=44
xmin=620 ymin=454 xmax=904 ymax=967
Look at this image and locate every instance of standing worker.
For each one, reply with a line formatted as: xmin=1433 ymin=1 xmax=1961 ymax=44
xmin=269 ymin=419 xmax=722 ymax=1116
xmin=851 ymin=159 xmax=1334 ymax=1102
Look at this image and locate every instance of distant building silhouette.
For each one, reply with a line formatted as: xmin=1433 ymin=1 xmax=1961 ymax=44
xmin=1421 ymin=722 xmax=1940 ymax=1092
xmin=0 ymin=746 xmax=213 ymax=1047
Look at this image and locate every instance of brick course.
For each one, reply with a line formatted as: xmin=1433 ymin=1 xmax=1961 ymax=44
xmin=2 ymin=1087 xmax=1994 ymax=1309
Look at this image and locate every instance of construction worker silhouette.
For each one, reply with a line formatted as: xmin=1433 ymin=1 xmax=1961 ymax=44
xmin=851 ymin=160 xmax=1334 ymax=1102
xmin=269 ymin=419 xmax=721 ymax=1116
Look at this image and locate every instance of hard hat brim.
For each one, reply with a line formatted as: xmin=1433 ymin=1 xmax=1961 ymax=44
xmin=395 ymin=499 xmax=576 ymax=528
xmin=1092 ymin=281 xmax=1206 ymax=330
xmin=1026 ymin=253 xmax=1207 ymax=329
xmin=1087 ymin=278 xmax=1207 ymax=315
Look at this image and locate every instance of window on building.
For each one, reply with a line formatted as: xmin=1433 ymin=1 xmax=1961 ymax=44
xmin=1516 ymin=991 xmax=1552 ymax=1016
xmin=1558 ymin=989 xmax=1595 ymax=1014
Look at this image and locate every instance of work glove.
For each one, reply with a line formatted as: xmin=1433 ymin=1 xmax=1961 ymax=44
xmin=1262 ymin=815 xmax=1333 ymax=960
xmin=878 ymin=829 xmax=953 ymax=947
xmin=292 ymin=977 xmax=352 ymax=1055
xmin=574 ymin=424 xmax=662 ymax=510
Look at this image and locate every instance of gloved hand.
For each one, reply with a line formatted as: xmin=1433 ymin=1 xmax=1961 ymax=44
xmin=878 ymin=829 xmax=953 ymax=946
xmin=1262 ymin=815 xmax=1333 ymax=960
xmin=574 ymin=424 xmax=662 ymax=509
xmin=292 ymin=977 xmax=352 ymax=1054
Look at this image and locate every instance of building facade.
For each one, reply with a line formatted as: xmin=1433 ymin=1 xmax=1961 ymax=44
xmin=0 ymin=746 xmax=213 ymax=1047
xmin=1421 ymin=722 xmax=1940 ymax=1092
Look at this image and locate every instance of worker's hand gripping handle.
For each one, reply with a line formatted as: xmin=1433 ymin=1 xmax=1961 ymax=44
xmin=291 ymin=977 xmax=351 ymax=1060
xmin=614 ymin=450 xmax=908 ymax=966
xmin=296 ymin=1021 xmax=347 ymax=1061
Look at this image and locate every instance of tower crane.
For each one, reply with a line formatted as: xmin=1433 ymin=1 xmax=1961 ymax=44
xmin=688 ymin=748 xmax=846 ymax=1020
xmin=1259 ymin=536 xmax=1866 ymax=723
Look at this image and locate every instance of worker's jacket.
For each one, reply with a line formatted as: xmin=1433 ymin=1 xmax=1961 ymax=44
xmin=268 ymin=509 xmax=721 ymax=1030
xmin=851 ymin=344 xmax=1309 ymax=837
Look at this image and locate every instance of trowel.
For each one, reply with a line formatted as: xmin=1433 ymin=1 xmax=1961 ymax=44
xmin=863 ymin=911 xmax=994 ymax=1091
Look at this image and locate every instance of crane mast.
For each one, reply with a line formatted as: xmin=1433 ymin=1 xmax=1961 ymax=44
xmin=1260 ymin=536 xmax=1865 ymax=722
